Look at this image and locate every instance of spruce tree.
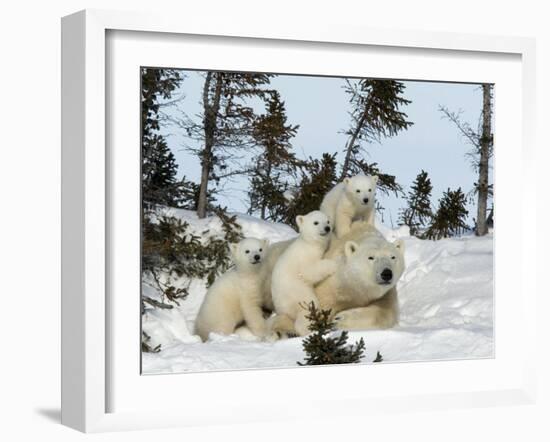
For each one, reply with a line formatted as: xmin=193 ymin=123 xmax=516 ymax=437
xmin=298 ymin=303 xmax=366 ymax=366
xmin=248 ymin=91 xmax=299 ymax=221
xmin=281 ymin=153 xmax=338 ymax=227
xmin=399 ymin=170 xmax=434 ymax=236
xmin=340 ymin=79 xmax=413 ymax=197
xmin=140 ymin=69 xmax=244 ymax=354
xmin=141 ymin=68 xmax=190 ymax=208
xmin=172 ymin=71 xmax=275 ymax=218
xmin=142 ymin=209 xmax=243 ymax=296
xmin=424 ymin=187 xmax=469 ymax=240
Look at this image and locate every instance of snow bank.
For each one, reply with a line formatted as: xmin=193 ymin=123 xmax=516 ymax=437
xmin=142 ymin=210 xmax=493 ymax=373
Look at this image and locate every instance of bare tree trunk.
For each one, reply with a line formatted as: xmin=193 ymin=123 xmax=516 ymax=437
xmin=476 ymin=84 xmax=492 ymax=236
xmin=197 ymin=73 xmax=223 ymax=219
xmin=260 ymin=161 xmax=271 ymax=220
xmin=340 ymin=111 xmax=367 ymax=180
xmin=260 ymin=203 xmax=266 ymax=220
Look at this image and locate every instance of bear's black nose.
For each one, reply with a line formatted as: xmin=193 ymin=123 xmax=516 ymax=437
xmin=381 ymin=268 xmax=393 ymax=281
xmin=324 ymin=226 xmax=331 ymax=233
xmin=363 ymin=197 xmax=369 ymax=204
xmin=254 ymin=254 xmax=260 ymax=261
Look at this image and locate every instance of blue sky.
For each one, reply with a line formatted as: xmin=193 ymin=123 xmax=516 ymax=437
xmin=160 ymin=71 xmax=488 ymax=228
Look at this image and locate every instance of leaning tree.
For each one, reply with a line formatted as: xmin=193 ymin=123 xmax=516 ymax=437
xmin=340 ymin=79 xmax=413 ymax=198
xmin=141 ymin=68 xmax=186 ymax=209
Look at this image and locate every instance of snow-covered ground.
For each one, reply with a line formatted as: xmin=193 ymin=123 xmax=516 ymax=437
xmin=142 ymin=209 xmax=493 ymax=374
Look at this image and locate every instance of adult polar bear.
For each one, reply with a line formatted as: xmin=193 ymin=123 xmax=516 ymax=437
xmin=262 ymin=223 xmax=405 ymax=336
xmin=319 ymin=224 xmax=405 ymax=330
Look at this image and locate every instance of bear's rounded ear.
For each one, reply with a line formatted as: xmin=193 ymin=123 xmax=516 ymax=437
xmin=344 ymin=241 xmax=359 ymax=258
xmin=394 ymin=239 xmax=405 ymax=254
xmin=343 ymin=177 xmax=351 ymax=185
xmin=373 ymin=175 xmax=379 ymax=184
xmin=296 ymin=215 xmax=304 ymax=228
xmin=262 ymin=238 xmax=270 ymax=249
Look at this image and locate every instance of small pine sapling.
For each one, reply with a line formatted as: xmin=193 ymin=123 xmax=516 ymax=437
xmin=424 ymin=187 xmax=469 ymax=240
xmin=399 ymin=170 xmax=434 ymax=237
xmin=298 ymin=302 xmax=369 ymax=366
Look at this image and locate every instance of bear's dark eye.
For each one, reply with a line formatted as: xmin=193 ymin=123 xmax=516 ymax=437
xmin=314 ymin=221 xmax=319 ymax=225
xmin=259 ymin=249 xmax=263 ymax=252
xmin=356 ymin=189 xmax=361 ymax=193
xmin=391 ymin=256 xmax=396 ymax=260
xmin=368 ymin=189 xmax=372 ymax=192
xmin=245 ymin=250 xmax=250 ymax=254
xmin=368 ymin=256 xmax=374 ymax=260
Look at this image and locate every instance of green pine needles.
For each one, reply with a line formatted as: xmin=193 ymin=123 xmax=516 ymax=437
xmin=424 ymin=187 xmax=469 ymax=240
xmin=399 ymin=170 xmax=434 ymax=237
xmin=298 ymin=302 xmax=371 ymax=366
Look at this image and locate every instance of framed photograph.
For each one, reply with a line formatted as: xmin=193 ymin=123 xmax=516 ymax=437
xmin=61 ymin=9 xmax=537 ymax=432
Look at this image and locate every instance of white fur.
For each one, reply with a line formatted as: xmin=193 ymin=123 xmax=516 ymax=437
xmin=262 ymin=224 xmax=406 ymax=336
xmin=319 ymin=226 xmax=406 ymax=330
xmin=320 ymin=174 xmax=379 ymax=238
xmin=194 ymin=237 xmax=269 ymax=341
xmin=270 ymin=211 xmax=337 ymax=337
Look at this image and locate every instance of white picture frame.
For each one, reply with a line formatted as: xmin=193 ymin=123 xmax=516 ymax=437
xmin=61 ymin=9 xmax=537 ymax=433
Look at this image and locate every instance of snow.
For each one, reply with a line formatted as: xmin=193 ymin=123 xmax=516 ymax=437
xmin=142 ymin=209 xmax=493 ymax=374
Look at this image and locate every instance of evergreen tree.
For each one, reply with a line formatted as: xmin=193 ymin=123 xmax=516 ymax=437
xmin=141 ymin=68 xmax=191 ymax=208
xmin=140 ymin=69 xmax=244 ymax=352
xmin=340 ymin=79 xmax=413 ymax=197
xmin=424 ymin=187 xmax=469 ymax=240
xmin=142 ymin=208 xmax=243 ymax=296
xmin=141 ymin=206 xmax=243 ymax=354
xmin=248 ymin=91 xmax=299 ymax=221
xmin=172 ymin=71 xmax=275 ymax=218
xmin=399 ymin=170 xmax=434 ymax=236
xmin=281 ymin=153 xmax=338 ymax=227
xmin=298 ymin=303 xmax=366 ymax=366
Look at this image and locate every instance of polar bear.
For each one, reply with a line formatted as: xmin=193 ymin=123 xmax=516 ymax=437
xmin=320 ymin=174 xmax=379 ymax=238
xmin=262 ymin=223 xmax=405 ymax=336
xmin=194 ymin=237 xmax=269 ymax=341
xmin=270 ymin=211 xmax=337 ymax=337
xmin=317 ymin=225 xmax=405 ymax=330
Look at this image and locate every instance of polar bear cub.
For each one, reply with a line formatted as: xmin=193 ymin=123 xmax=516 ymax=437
xmin=320 ymin=174 xmax=379 ymax=238
xmin=195 ymin=237 xmax=269 ymax=342
xmin=271 ymin=211 xmax=337 ymax=337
